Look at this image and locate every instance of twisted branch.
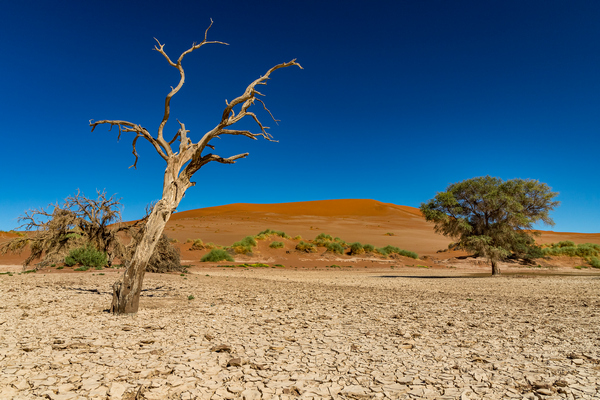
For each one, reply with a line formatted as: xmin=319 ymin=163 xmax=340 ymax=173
xmin=153 ymin=19 xmax=228 ymax=149
xmin=90 ymin=120 xmax=167 ymax=168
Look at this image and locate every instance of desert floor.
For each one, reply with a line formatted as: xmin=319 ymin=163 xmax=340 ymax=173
xmin=2 ymin=199 xmax=600 ymax=399
xmin=1 ymin=266 xmax=599 ymax=400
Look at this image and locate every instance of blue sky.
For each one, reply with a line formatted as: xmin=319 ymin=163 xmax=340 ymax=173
xmin=1 ymin=1 xmax=598 ymax=233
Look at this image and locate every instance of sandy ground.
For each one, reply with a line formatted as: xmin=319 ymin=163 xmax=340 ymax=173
xmin=1 ymin=266 xmax=599 ymax=400
xmin=2 ymin=200 xmax=599 ymax=399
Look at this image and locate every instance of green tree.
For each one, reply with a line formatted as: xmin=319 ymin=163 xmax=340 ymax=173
xmin=420 ymin=176 xmax=559 ymax=275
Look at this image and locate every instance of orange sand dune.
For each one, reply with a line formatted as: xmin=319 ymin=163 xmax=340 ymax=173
xmin=171 ymin=199 xmax=421 ymax=219
xmin=2 ymin=199 xmax=599 ymax=267
xmin=166 ymin=199 xmax=445 ymax=256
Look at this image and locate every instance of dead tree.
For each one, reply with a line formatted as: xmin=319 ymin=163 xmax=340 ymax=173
xmin=90 ymin=21 xmax=302 ymax=314
xmin=0 ymin=190 xmax=128 ymax=268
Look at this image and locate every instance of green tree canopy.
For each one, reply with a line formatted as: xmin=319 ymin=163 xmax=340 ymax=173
xmin=420 ymin=176 xmax=559 ymax=275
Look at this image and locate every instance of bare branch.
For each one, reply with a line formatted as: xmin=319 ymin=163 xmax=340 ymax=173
xmin=184 ymin=152 xmax=249 ymax=178
xmin=90 ymin=120 xmax=168 ymax=167
xmin=197 ymin=59 xmax=302 ymax=153
xmin=154 ymin=20 xmax=228 ymax=151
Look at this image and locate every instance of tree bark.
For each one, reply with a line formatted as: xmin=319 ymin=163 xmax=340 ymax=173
xmin=491 ymin=259 xmax=501 ymax=276
xmin=110 ymin=172 xmax=185 ymax=314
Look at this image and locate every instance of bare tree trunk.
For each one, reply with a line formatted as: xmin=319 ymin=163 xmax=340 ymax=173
xmin=491 ymin=259 xmax=501 ymax=276
xmin=110 ymin=200 xmax=170 ymax=313
xmin=110 ymin=174 xmax=183 ymax=314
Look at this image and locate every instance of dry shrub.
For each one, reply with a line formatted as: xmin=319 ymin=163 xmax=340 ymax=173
xmin=145 ymin=234 xmax=183 ymax=273
xmin=1 ymin=190 xmax=183 ymax=273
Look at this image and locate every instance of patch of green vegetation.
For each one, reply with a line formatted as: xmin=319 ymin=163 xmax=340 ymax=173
xmin=50 ymin=263 xmax=56 ymax=267
xmin=201 ymin=249 xmax=234 ymax=262
xmin=269 ymin=241 xmax=284 ymax=249
xmin=57 ymin=266 xmax=64 ymax=270
xmin=296 ymin=241 xmax=317 ymax=253
xmin=315 ymin=233 xmax=333 ymax=241
xmin=98 ymin=273 xmax=105 ymax=275
xmin=385 ymin=232 xmax=395 ymax=236
xmin=189 ymin=239 xmax=205 ymax=250
xmin=588 ymin=256 xmax=600 ymax=269
xmin=256 ymin=229 xmax=291 ymax=239
xmin=293 ymin=235 xmax=302 ymax=240
xmin=324 ymin=241 xmax=345 ymax=255
xmin=542 ymin=242 xmax=600 ymax=258
xmin=0 ymin=271 xmax=14 ymax=276
xmin=188 ymin=295 xmax=195 ymax=300
xmin=230 ymin=236 xmax=258 ymax=254
xmin=376 ymin=245 xmax=418 ymax=259
xmin=274 ymin=264 xmax=285 ymax=268
xmin=21 ymin=269 xmax=36 ymax=274
xmin=349 ymin=242 xmax=365 ymax=255
xmin=74 ymin=266 xmax=90 ymax=271
xmin=363 ymin=244 xmax=375 ymax=253
xmin=416 ymin=265 xmax=429 ymax=268
xmin=64 ymin=243 xmax=107 ymax=269
xmin=333 ymin=237 xmax=347 ymax=246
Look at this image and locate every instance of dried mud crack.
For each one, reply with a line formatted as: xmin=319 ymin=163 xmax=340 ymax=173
xmin=0 ymin=269 xmax=598 ymax=399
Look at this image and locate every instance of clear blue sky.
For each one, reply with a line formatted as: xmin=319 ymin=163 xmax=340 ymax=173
xmin=1 ymin=1 xmax=598 ymax=233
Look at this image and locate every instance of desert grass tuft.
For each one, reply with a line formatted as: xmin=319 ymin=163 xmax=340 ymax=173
xmin=201 ymin=249 xmax=234 ymax=262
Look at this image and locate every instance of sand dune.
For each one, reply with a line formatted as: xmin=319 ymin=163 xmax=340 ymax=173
xmin=2 ymin=199 xmax=599 ymax=268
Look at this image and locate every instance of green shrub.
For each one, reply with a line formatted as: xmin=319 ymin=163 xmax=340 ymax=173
xmin=296 ymin=241 xmax=316 ymax=253
xmin=188 ymin=295 xmax=195 ymax=300
xmin=201 ymin=249 xmax=234 ymax=262
xmin=257 ymin=229 xmax=291 ymax=239
xmin=240 ymin=236 xmax=257 ymax=247
xmin=64 ymin=244 xmax=107 ymax=269
xmin=293 ymin=235 xmax=302 ymax=240
xmin=363 ymin=244 xmax=375 ymax=253
xmin=325 ymin=242 xmax=345 ymax=255
xmin=74 ymin=266 xmax=90 ymax=271
xmin=589 ymin=257 xmax=600 ymax=269
xmin=333 ymin=237 xmax=347 ymax=246
xmin=315 ymin=233 xmax=333 ymax=241
xmin=349 ymin=242 xmax=365 ymax=255
xmin=190 ymin=239 xmax=204 ymax=250
xmin=377 ymin=245 xmax=418 ymax=259
xmin=230 ymin=236 xmax=257 ymax=253
xmin=556 ymin=240 xmax=575 ymax=248
xmin=269 ymin=241 xmax=284 ymax=249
